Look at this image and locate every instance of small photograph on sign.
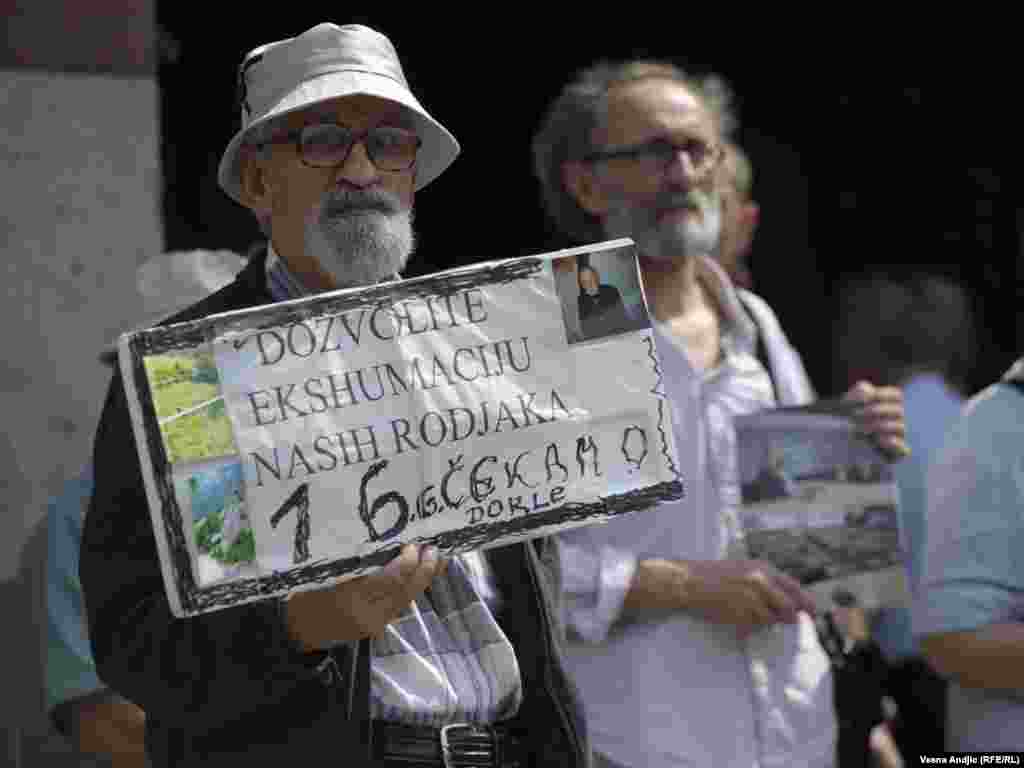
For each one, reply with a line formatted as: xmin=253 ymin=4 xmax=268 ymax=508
xmin=186 ymin=460 xmax=261 ymax=585
xmin=553 ymin=246 xmax=651 ymax=345
xmin=143 ymin=348 xmax=238 ymax=464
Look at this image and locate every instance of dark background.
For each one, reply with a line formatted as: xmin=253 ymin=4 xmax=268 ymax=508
xmin=158 ymin=10 xmax=1020 ymax=398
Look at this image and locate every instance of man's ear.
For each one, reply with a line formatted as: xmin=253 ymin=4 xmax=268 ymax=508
xmin=237 ymin=147 xmax=274 ymax=220
xmin=743 ymin=202 xmax=760 ymax=236
xmin=562 ymin=161 xmax=609 ymax=217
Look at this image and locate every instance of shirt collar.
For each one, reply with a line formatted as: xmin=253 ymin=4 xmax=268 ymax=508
xmin=265 ymin=242 xmax=311 ymax=302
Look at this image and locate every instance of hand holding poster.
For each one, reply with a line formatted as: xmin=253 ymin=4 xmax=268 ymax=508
xmin=120 ymin=239 xmax=682 ymax=616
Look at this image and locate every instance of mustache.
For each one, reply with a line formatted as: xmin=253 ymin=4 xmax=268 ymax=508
xmin=655 ymin=187 xmax=712 ymax=212
xmin=321 ymin=187 xmax=403 ymax=217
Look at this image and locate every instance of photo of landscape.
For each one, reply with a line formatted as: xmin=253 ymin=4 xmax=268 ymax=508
xmin=143 ymin=347 xmax=238 ymax=464
xmin=736 ymin=405 xmax=903 ymax=590
xmin=184 ymin=461 xmax=261 ymax=585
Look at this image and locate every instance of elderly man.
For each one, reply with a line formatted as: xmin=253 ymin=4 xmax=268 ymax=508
xmin=80 ymin=24 xmax=586 ymax=768
xmin=532 ymin=60 xmax=908 ymax=768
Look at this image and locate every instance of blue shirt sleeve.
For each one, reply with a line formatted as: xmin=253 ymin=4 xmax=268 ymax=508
xmin=46 ymin=466 xmax=107 ymax=716
xmin=914 ymin=386 xmax=1024 ymax=640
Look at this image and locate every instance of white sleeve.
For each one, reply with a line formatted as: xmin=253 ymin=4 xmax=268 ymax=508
xmin=556 ymin=536 xmax=637 ymax=643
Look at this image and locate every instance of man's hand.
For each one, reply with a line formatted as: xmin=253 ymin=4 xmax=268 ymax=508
xmin=683 ymin=559 xmax=818 ymax=638
xmin=76 ymin=696 xmax=147 ymax=768
xmin=843 ymin=381 xmax=910 ymax=460
xmin=626 ymin=558 xmax=817 ymax=638
xmin=284 ymin=544 xmax=446 ymax=651
xmin=552 ymin=257 xmax=576 ymax=274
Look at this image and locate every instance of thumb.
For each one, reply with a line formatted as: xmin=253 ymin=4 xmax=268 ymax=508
xmin=843 ymin=380 xmax=874 ymax=404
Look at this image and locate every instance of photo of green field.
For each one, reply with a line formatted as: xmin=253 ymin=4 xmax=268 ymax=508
xmin=143 ymin=349 xmax=238 ymax=464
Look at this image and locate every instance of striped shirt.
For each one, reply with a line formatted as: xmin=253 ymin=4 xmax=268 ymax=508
xmin=265 ymin=245 xmax=522 ymax=725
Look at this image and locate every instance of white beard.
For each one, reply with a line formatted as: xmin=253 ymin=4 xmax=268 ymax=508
xmin=605 ymin=187 xmax=722 ymax=263
xmin=304 ymin=187 xmax=414 ymax=288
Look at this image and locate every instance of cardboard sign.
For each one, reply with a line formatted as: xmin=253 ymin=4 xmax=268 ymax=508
xmin=120 ymin=239 xmax=683 ymax=616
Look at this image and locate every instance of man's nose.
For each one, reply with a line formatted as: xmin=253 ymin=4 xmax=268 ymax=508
xmin=333 ymin=139 xmax=380 ymax=187
xmin=663 ymin=147 xmax=699 ymax=183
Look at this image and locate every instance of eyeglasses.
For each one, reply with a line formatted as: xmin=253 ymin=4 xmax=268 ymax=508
xmin=258 ymin=123 xmax=422 ymax=172
xmin=583 ymin=137 xmax=723 ymax=179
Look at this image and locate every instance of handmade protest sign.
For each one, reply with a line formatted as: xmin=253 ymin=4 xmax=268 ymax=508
xmin=120 ymin=238 xmax=683 ymax=617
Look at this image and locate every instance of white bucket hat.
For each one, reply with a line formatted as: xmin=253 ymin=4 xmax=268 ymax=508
xmin=100 ymin=249 xmax=247 ymax=364
xmin=218 ymin=23 xmax=460 ymax=204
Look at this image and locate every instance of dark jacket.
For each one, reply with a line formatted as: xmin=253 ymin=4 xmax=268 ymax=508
xmin=80 ymin=250 xmax=589 ymax=767
xmin=578 ymin=285 xmax=629 ymax=341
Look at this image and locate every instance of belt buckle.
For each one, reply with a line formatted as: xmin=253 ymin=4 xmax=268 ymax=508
xmin=440 ymin=722 xmax=497 ymax=768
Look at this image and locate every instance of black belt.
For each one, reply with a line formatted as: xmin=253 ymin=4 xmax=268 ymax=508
xmin=371 ymin=720 xmax=523 ymax=767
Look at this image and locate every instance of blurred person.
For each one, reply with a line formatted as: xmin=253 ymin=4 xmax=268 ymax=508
xmin=533 ymin=58 xmax=907 ymax=768
xmin=915 ymin=357 xmax=1024 ymax=750
xmin=577 ymin=263 xmax=630 ymax=339
xmin=47 ymin=470 xmax=147 ymax=768
xmin=749 ymin=442 xmax=796 ymax=502
xmin=47 ymin=249 xmax=245 ymax=767
xmin=714 ymin=140 xmax=759 ymax=290
xmin=695 ymin=75 xmax=758 ymax=291
xmin=80 ymin=23 xmax=587 ymax=768
xmin=835 ymin=273 xmax=972 ymax=760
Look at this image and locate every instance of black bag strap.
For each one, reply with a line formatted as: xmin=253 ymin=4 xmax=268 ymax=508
xmin=736 ymin=291 xmax=779 ymax=402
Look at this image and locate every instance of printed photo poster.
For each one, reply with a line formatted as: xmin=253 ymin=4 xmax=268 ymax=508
xmin=735 ymin=402 xmax=906 ymax=611
xmin=119 ymin=238 xmax=683 ymax=617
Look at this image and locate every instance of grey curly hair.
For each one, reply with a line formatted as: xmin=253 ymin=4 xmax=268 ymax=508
xmin=531 ymin=61 xmax=739 ymax=244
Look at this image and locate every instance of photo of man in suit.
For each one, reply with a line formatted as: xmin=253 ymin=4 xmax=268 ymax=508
xmin=578 ymin=264 xmax=631 ymax=340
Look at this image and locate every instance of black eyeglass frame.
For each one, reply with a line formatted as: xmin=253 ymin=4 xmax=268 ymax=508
xmin=256 ymin=123 xmax=423 ymax=172
xmin=582 ymin=137 xmax=724 ymax=178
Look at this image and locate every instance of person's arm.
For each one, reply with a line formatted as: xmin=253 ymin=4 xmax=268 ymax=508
xmin=281 ymin=544 xmax=443 ymax=652
xmin=557 ymin=535 xmax=815 ymax=642
xmin=921 ymin=623 xmax=1024 ymax=693
xmin=47 ymin=467 xmax=147 ymax=766
xmin=74 ymin=694 xmax=147 ymax=768
xmin=622 ymin=557 xmax=816 ymax=637
xmin=80 ymin=374 xmax=442 ymax=734
xmin=915 ymin=393 xmax=1024 ymax=693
